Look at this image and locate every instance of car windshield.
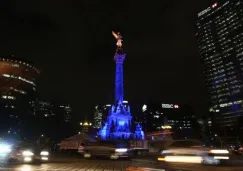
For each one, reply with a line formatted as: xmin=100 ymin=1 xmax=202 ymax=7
xmin=14 ymin=141 xmax=42 ymax=151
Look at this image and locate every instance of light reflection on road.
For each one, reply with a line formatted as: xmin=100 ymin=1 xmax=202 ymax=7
xmin=0 ymin=158 xmax=243 ymax=171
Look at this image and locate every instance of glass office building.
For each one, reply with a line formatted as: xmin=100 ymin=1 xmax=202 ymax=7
xmin=196 ymin=0 xmax=243 ymax=128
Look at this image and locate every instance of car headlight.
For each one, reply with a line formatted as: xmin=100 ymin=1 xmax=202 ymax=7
xmin=40 ymin=151 xmax=49 ymax=156
xmin=22 ymin=151 xmax=34 ymax=156
xmin=115 ymin=148 xmax=127 ymax=152
xmin=210 ymin=149 xmax=229 ymax=154
xmin=0 ymin=144 xmax=11 ymax=153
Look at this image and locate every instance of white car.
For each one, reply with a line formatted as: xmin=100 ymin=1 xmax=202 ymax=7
xmin=158 ymin=140 xmax=229 ymax=165
xmin=8 ymin=141 xmax=50 ymax=163
xmin=82 ymin=141 xmax=131 ymax=160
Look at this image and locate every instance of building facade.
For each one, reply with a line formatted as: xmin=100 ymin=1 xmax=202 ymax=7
xmin=59 ymin=104 xmax=72 ymax=123
xmin=134 ymin=103 xmax=200 ymax=139
xmin=196 ymin=0 xmax=243 ymax=129
xmin=0 ymin=57 xmax=39 ymax=133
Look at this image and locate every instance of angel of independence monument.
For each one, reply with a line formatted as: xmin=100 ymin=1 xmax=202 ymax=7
xmin=99 ymin=32 xmax=144 ymax=140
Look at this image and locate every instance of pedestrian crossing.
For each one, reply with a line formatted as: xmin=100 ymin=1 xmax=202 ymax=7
xmin=0 ymin=158 xmax=242 ymax=171
xmin=0 ymin=160 xmax=131 ymax=171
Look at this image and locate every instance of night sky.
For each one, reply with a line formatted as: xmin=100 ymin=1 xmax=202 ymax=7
xmin=0 ymin=0 xmax=212 ymax=121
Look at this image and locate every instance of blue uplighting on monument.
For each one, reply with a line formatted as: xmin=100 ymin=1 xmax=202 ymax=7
xmin=99 ymin=31 xmax=144 ymax=140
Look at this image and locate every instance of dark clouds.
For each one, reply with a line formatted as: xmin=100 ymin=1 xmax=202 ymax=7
xmin=0 ymin=0 xmax=212 ymax=121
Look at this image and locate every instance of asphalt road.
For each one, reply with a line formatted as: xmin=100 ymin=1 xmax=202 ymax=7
xmin=1 ymin=155 xmax=243 ymax=171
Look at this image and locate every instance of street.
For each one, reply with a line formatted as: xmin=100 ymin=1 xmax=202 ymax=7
xmin=1 ymin=154 xmax=243 ymax=171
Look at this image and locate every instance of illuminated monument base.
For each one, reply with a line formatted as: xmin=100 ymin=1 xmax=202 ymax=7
xmin=99 ymin=101 xmax=144 ymax=140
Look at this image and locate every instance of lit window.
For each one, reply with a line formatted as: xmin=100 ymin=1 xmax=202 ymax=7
xmin=12 ymin=64 xmax=19 ymax=67
xmin=142 ymin=104 xmax=147 ymax=112
xmin=2 ymin=74 xmax=36 ymax=86
xmin=2 ymin=95 xmax=16 ymax=100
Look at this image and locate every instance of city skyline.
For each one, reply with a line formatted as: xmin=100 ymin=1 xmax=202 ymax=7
xmin=0 ymin=1 xmax=243 ymax=170
xmin=0 ymin=0 xmax=212 ymax=121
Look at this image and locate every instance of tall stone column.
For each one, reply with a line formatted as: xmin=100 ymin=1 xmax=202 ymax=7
xmin=114 ymin=53 xmax=126 ymax=103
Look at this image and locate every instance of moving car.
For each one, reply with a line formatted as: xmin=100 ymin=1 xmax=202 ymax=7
xmin=158 ymin=139 xmax=230 ymax=165
xmin=0 ymin=141 xmax=12 ymax=161
xmin=8 ymin=141 xmax=50 ymax=163
xmin=83 ymin=141 xmax=131 ymax=159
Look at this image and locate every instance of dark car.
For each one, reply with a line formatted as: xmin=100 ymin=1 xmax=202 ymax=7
xmin=8 ymin=141 xmax=50 ymax=163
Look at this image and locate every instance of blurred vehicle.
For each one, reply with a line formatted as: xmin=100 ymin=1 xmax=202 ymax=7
xmin=130 ymin=140 xmax=149 ymax=156
xmin=228 ymin=144 xmax=243 ymax=155
xmin=60 ymin=134 xmax=96 ymax=153
xmin=157 ymin=139 xmax=230 ymax=165
xmin=8 ymin=141 xmax=50 ymax=163
xmin=0 ymin=141 xmax=12 ymax=159
xmin=83 ymin=141 xmax=131 ymax=160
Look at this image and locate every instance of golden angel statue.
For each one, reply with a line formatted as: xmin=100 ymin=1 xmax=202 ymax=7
xmin=112 ymin=31 xmax=123 ymax=48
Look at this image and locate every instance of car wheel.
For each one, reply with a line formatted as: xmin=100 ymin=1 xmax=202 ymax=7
xmin=83 ymin=151 xmax=92 ymax=159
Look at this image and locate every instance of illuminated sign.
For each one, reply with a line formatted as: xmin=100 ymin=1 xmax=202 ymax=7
xmin=212 ymin=2 xmax=218 ymax=8
xmin=162 ymin=104 xmax=179 ymax=109
xmin=162 ymin=104 xmax=173 ymax=108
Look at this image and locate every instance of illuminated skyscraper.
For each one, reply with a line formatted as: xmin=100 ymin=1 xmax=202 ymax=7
xmin=196 ymin=0 xmax=243 ymax=128
xmin=93 ymin=104 xmax=111 ymax=129
xmin=36 ymin=98 xmax=72 ymax=123
xmin=58 ymin=104 xmax=72 ymax=123
xmin=134 ymin=103 xmax=200 ymax=139
xmin=0 ymin=57 xmax=39 ymax=119
xmin=0 ymin=57 xmax=40 ymax=136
